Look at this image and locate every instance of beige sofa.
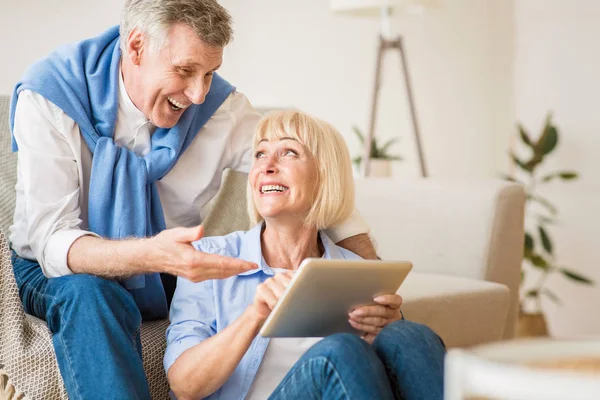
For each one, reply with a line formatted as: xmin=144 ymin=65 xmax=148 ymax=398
xmin=0 ymin=94 xmax=525 ymax=399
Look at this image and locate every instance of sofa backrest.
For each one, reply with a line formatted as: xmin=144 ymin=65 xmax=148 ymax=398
xmin=0 ymin=95 xmax=17 ymax=235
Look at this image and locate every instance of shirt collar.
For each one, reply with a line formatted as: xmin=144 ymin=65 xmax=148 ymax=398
xmin=237 ymin=222 xmax=343 ymax=276
xmin=118 ymin=65 xmax=151 ymax=128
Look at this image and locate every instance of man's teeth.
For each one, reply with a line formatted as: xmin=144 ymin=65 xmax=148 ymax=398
xmin=167 ymin=97 xmax=186 ymax=110
xmin=261 ymin=185 xmax=289 ymax=193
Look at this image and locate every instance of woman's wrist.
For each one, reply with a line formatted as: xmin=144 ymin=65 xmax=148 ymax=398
xmin=244 ymin=305 xmax=267 ymax=333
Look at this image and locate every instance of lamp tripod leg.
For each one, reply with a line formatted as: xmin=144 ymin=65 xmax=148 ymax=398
xmin=397 ymin=37 xmax=428 ymax=177
xmin=364 ymin=36 xmax=386 ymax=178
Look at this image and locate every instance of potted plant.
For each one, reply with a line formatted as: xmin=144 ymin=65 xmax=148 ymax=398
xmin=505 ymin=113 xmax=593 ymax=337
xmin=352 ymin=126 xmax=402 ymax=177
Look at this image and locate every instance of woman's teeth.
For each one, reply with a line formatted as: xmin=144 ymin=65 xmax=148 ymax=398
xmin=167 ymin=97 xmax=185 ymax=111
xmin=261 ymin=185 xmax=289 ymax=193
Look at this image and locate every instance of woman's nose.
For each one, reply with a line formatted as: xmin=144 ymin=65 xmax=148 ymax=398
xmin=260 ymin=158 xmax=279 ymax=174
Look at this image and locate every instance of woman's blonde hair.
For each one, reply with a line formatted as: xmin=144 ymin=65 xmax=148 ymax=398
xmin=247 ymin=110 xmax=355 ymax=230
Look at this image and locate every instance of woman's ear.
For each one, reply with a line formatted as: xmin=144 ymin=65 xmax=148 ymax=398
xmin=125 ymin=27 xmax=145 ymax=66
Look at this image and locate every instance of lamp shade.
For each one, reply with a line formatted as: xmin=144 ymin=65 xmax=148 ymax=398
xmin=331 ymin=0 xmax=441 ymax=17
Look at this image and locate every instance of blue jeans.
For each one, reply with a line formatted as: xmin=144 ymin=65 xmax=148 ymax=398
xmin=11 ymin=251 xmax=151 ymax=400
xmin=269 ymin=320 xmax=445 ymax=400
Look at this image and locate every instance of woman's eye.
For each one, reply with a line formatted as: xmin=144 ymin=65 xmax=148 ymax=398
xmin=205 ymin=72 xmax=214 ymax=79
xmin=255 ymin=151 xmax=265 ymax=158
xmin=284 ymin=149 xmax=298 ymax=156
xmin=178 ymin=67 xmax=193 ymax=75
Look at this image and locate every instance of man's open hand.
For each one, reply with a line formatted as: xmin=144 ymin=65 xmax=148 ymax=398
xmin=148 ymin=225 xmax=256 ymax=282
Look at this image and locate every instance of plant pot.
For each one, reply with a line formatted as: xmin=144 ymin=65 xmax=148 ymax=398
xmin=516 ymin=311 xmax=549 ymax=338
xmin=368 ymin=159 xmax=392 ymax=177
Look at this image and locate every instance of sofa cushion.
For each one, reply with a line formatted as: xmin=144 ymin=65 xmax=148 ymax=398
xmin=402 ymin=272 xmax=510 ymax=348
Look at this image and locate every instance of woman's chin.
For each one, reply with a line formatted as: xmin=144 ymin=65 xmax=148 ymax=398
xmin=260 ymin=212 xmax=309 ymax=227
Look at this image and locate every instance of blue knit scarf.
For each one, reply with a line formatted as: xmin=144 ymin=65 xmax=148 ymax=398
xmin=9 ymin=26 xmax=234 ymax=319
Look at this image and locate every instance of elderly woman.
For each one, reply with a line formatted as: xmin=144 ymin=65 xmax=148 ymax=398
xmin=164 ymin=110 xmax=445 ymax=400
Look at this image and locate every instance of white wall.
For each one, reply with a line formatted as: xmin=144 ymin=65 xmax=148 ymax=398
xmin=0 ymin=0 xmax=515 ymax=180
xmin=218 ymin=0 xmax=515 ymax=179
xmin=0 ymin=0 xmax=124 ymax=94
xmin=514 ymin=0 xmax=600 ymax=337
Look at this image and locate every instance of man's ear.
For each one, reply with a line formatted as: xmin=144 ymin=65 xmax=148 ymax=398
xmin=126 ymin=28 xmax=145 ymax=65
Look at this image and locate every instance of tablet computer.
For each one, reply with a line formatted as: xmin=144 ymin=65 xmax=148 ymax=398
xmin=259 ymin=258 xmax=412 ymax=338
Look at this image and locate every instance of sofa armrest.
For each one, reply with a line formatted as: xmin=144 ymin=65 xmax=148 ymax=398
xmin=354 ymin=178 xmax=525 ymax=339
xmin=401 ymin=272 xmax=510 ymax=348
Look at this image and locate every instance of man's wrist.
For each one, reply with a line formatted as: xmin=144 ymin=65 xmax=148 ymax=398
xmin=135 ymin=237 xmax=157 ymax=273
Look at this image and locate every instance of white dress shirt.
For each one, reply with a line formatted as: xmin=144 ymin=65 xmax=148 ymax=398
xmin=9 ymin=72 xmax=369 ymax=277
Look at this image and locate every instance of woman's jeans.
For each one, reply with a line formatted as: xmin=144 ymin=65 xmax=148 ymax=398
xmin=11 ymin=251 xmax=151 ymax=400
xmin=269 ymin=320 xmax=446 ymax=400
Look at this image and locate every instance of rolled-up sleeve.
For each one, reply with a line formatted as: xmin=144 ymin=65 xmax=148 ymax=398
xmin=324 ymin=208 xmax=371 ymax=243
xmin=164 ymin=276 xmax=217 ymax=374
xmin=12 ymin=90 xmax=98 ymax=277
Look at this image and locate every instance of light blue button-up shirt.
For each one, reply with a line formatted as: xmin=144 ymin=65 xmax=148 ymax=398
xmin=164 ymin=223 xmax=361 ymax=400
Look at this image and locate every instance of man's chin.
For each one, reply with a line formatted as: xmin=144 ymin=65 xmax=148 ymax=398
xmin=151 ymin=114 xmax=180 ymax=129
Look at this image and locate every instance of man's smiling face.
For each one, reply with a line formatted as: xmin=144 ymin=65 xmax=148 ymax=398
xmin=124 ymin=23 xmax=223 ymax=128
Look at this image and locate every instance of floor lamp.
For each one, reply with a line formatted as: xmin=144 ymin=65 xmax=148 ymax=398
xmin=331 ymin=0 xmax=440 ymax=178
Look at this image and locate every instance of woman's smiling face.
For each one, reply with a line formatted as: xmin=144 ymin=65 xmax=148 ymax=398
xmin=249 ymin=137 xmax=318 ymax=223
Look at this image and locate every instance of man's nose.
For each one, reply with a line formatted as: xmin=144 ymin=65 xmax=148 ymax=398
xmin=186 ymin=78 xmax=208 ymax=104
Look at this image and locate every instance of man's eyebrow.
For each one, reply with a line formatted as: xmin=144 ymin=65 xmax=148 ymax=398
xmin=172 ymin=60 xmax=221 ymax=72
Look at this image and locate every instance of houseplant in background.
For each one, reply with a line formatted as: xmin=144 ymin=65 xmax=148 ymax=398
xmin=505 ymin=113 xmax=593 ymax=337
xmin=352 ymin=125 xmax=402 ymax=177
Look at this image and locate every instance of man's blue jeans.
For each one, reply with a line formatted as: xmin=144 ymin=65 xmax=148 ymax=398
xmin=269 ymin=320 xmax=446 ymax=400
xmin=11 ymin=251 xmax=151 ymax=399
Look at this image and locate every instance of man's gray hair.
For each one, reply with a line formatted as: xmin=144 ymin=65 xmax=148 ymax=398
xmin=120 ymin=0 xmax=233 ymax=52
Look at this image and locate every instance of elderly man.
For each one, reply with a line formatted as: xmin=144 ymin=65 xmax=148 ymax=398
xmin=8 ymin=0 xmax=375 ymax=398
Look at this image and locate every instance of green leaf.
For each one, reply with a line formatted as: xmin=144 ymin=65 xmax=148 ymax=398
xmin=519 ymin=124 xmax=534 ymax=147
xmin=542 ymin=289 xmax=562 ymax=304
xmin=521 ymin=269 xmax=525 ymax=284
xmin=527 ymin=194 xmax=558 ymax=215
xmin=541 ymin=173 xmax=557 ymax=183
xmin=370 ymin=137 xmax=379 ymax=158
xmin=510 ymin=152 xmax=533 ymax=173
xmin=525 ymin=289 xmax=539 ymax=298
xmin=538 ymin=226 xmax=553 ymax=254
xmin=541 ymin=171 xmax=579 ymax=183
xmin=559 ymin=172 xmax=578 ymax=180
xmin=537 ymin=115 xmax=559 ymax=156
xmin=352 ymin=126 xmax=365 ymax=144
xmin=560 ymin=268 xmax=594 ymax=285
xmin=529 ymin=254 xmax=550 ymax=270
xmin=500 ymin=174 xmax=523 ymax=184
xmin=352 ymin=156 xmax=362 ymax=167
xmin=378 ymin=137 xmax=399 ymax=156
xmin=524 ymin=232 xmax=534 ymax=253
xmin=534 ymin=214 xmax=558 ymax=225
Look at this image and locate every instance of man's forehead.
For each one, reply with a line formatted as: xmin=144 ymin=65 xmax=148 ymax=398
xmin=164 ymin=29 xmax=223 ymax=68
